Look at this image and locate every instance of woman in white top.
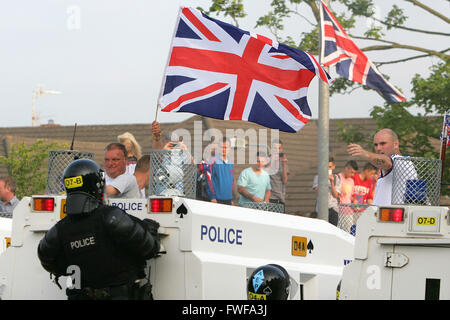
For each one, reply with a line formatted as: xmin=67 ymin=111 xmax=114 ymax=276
xmin=118 ymin=132 xmax=142 ymax=175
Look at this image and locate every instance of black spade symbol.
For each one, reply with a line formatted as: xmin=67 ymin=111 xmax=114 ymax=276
xmin=307 ymin=240 xmax=314 ymax=253
xmin=176 ymin=204 xmax=188 ymax=218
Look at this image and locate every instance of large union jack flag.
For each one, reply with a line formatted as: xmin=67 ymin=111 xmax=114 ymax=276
xmin=320 ymin=1 xmax=406 ymax=103
xmin=158 ymin=7 xmax=332 ymax=133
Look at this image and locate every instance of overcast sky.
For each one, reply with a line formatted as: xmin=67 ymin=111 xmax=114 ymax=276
xmin=0 ymin=0 xmax=448 ymax=127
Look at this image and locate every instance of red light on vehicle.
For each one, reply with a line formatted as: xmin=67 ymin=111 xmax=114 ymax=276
xmin=150 ymin=199 xmax=172 ymax=213
xmin=392 ymin=208 xmax=404 ymax=222
xmin=379 ymin=207 xmax=404 ymax=222
xmin=33 ymin=197 xmax=55 ymax=212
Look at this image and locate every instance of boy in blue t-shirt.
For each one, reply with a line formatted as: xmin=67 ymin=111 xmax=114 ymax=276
xmin=205 ymin=138 xmax=234 ymax=205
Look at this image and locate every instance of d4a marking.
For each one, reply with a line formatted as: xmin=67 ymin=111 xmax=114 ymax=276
xmin=176 ymin=203 xmax=188 ymax=218
xmin=291 ymin=236 xmax=307 ymax=257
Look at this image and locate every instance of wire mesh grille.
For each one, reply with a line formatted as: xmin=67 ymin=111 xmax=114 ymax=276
xmin=337 ymin=204 xmax=369 ymax=236
xmin=392 ymin=157 xmax=441 ymax=206
xmin=46 ymin=150 xmax=94 ymax=195
xmin=0 ymin=212 xmax=12 ymax=218
xmin=148 ymin=149 xmax=196 ymax=198
xmin=240 ymin=201 xmax=285 ymax=213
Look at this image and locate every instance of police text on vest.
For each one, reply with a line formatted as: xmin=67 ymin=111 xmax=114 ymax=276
xmin=70 ymin=236 xmax=96 ymax=250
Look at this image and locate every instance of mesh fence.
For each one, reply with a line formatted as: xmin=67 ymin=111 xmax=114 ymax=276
xmin=148 ymin=149 xmax=196 ymax=198
xmin=337 ymin=204 xmax=369 ymax=236
xmin=392 ymin=157 xmax=441 ymax=206
xmin=46 ymin=150 xmax=94 ymax=195
xmin=240 ymin=201 xmax=285 ymax=213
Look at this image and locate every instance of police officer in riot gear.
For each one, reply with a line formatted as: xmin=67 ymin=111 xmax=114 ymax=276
xmin=247 ymin=264 xmax=290 ymax=300
xmin=37 ymin=159 xmax=160 ymax=300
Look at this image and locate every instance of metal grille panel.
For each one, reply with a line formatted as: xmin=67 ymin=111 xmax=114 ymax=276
xmin=392 ymin=157 xmax=441 ymax=206
xmin=46 ymin=150 xmax=94 ymax=195
xmin=149 ymin=149 xmax=196 ymax=198
xmin=240 ymin=201 xmax=284 ymax=213
xmin=338 ymin=204 xmax=369 ymax=236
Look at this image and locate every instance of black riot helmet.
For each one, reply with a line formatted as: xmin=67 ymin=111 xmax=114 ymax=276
xmin=63 ymin=159 xmax=105 ymax=215
xmin=247 ymin=264 xmax=290 ymax=300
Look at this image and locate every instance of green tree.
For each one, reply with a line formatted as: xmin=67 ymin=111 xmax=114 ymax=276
xmin=201 ymin=0 xmax=449 ymax=68
xmin=200 ymin=0 xmax=247 ymax=28
xmin=336 ymin=121 xmax=368 ymax=145
xmin=0 ymin=139 xmax=68 ymax=199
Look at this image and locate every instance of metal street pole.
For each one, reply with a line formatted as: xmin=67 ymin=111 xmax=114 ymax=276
xmin=317 ymin=0 xmax=330 ymax=222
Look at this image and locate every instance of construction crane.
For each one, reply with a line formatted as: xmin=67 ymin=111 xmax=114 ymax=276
xmin=32 ymin=84 xmax=62 ymax=126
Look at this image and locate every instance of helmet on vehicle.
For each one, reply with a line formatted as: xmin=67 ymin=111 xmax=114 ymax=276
xmin=63 ymin=159 xmax=105 ymax=214
xmin=247 ymin=264 xmax=290 ymax=300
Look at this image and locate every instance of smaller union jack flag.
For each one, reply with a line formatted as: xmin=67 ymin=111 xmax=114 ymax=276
xmin=320 ymin=1 xmax=406 ymax=103
xmin=158 ymin=7 xmax=332 ymax=133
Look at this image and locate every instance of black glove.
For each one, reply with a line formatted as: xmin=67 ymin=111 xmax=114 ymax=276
xmin=142 ymin=218 xmax=160 ymax=236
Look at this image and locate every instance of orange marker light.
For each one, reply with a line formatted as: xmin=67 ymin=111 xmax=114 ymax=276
xmin=33 ymin=197 xmax=55 ymax=212
xmin=379 ymin=207 xmax=404 ymax=222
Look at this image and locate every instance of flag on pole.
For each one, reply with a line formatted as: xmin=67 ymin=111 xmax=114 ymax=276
xmin=319 ymin=1 xmax=406 ymax=103
xmin=158 ymin=7 xmax=332 ymax=133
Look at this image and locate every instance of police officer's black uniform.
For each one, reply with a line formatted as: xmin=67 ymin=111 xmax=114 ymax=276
xmin=37 ymin=159 xmax=160 ymax=300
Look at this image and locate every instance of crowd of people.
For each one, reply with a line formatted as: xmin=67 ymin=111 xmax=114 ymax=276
xmin=195 ymin=138 xmax=290 ymax=212
xmin=312 ymin=157 xmax=379 ymax=226
xmin=102 ymin=121 xmax=291 ymax=213
xmin=101 ymin=126 xmax=404 ymax=220
xmin=0 ymin=125 xmax=403 ymax=220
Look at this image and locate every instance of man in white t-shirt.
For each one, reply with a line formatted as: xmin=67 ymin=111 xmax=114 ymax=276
xmin=104 ymin=143 xmax=141 ymax=199
xmin=347 ymin=128 xmax=406 ymax=206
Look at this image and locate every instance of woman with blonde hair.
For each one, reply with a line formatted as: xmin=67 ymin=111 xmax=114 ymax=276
xmin=118 ymin=132 xmax=142 ymax=174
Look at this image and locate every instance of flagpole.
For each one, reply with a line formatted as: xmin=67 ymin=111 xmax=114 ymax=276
xmin=317 ymin=0 xmax=330 ymax=223
xmin=155 ymin=104 xmax=160 ymax=122
xmin=440 ymin=113 xmax=448 ymax=183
